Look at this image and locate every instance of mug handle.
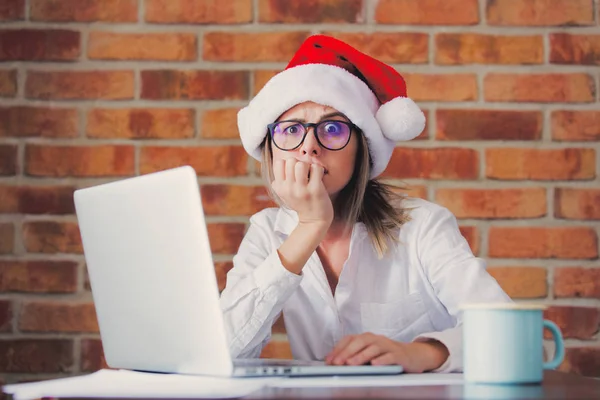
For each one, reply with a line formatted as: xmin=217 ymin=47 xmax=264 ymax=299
xmin=542 ymin=320 xmax=565 ymax=370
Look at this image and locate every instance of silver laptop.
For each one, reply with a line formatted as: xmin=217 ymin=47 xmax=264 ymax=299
xmin=74 ymin=166 xmax=403 ymax=378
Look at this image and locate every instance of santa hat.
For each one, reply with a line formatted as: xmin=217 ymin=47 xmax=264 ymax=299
xmin=237 ymin=34 xmax=425 ymax=179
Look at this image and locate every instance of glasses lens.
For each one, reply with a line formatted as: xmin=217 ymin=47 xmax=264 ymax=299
xmin=272 ymin=122 xmax=305 ymax=150
xmin=317 ymin=121 xmax=351 ymax=150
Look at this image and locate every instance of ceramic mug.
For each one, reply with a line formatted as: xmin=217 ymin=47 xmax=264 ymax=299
xmin=461 ymin=303 xmax=564 ymax=384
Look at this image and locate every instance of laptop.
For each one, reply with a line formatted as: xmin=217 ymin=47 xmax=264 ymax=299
xmin=74 ymin=166 xmax=403 ymax=378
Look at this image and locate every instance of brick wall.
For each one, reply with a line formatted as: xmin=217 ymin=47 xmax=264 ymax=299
xmin=0 ymin=0 xmax=599 ymax=383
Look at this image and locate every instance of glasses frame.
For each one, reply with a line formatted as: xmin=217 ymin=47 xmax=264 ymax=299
xmin=267 ymin=120 xmax=357 ymax=152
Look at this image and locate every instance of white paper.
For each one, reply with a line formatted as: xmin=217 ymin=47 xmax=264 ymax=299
xmin=3 ymin=369 xmax=280 ymax=400
xmin=271 ymin=372 xmax=464 ymax=388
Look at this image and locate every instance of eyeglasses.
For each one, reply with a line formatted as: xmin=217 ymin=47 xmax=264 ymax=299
xmin=267 ymin=120 xmax=355 ymax=151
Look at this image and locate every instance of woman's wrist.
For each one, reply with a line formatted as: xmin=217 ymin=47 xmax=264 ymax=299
xmin=409 ymin=339 xmax=449 ymax=372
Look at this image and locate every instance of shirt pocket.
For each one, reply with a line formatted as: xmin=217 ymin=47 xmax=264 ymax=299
xmin=359 ymin=292 xmax=434 ymax=341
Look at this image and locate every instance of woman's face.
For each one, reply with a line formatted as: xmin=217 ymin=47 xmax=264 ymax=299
xmin=270 ymin=101 xmax=358 ymax=198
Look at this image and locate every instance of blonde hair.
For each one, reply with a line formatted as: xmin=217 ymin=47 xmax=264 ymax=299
xmin=260 ymin=129 xmax=412 ymax=258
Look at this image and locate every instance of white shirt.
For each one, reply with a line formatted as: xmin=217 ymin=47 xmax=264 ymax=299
xmin=219 ymin=197 xmax=511 ymax=372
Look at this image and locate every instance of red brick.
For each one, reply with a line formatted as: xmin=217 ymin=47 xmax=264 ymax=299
xmin=436 ymin=188 xmax=546 ymax=219
xmin=484 ymin=73 xmax=595 ymax=103
xmin=0 ymin=300 xmax=12 ymax=332
xmin=253 ymin=70 xmax=280 ymax=96
xmin=559 ymin=347 xmax=600 ymax=378
xmin=544 ymin=306 xmax=599 ymax=339
xmin=436 ymin=34 xmax=542 ymax=65
xmin=555 ymin=188 xmax=600 ymax=220
xmin=0 ymin=145 xmax=17 ymax=176
xmin=375 ymin=0 xmax=478 ymax=25
xmin=550 ymin=34 xmax=600 ymax=65
xmin=215 ymin=261 xmax=233 ymax=292
xmin=405 ymin=74 xmax=478 ymax=101
xmin=207 ymin=223 xmax=245 ymax=254
xmin=0 ymin=106 xmax=78 ymax=138
xmin=0 ymin=261 xmax=78 ymax=293
xmin=260 ymin=340 xmax=293 ymax=359
xmin=382 ymin=148 xmax=479 ymax=180
xmin=391 ymin=185 xmax=428 ymax=200
xmin=0 ymin=223 xmax=14 ymax=254
xmin=23 ymin=221 xmax=82 ymax=254
xmin=486 ymin=0 xmax=594 ymax=26
xmin=87 ymin=108 xmax=194 ymax=139
xmin=260 ymin=0 xmax=362 ymax=22
xmin=436 ymin=109 xmax=541 ymax=140
xmin=203 ymin=32 xmax=309 ymax=62
xmin=201 ymin=108 xmax=241 ymax=139
xmin=322 ymin=32 xmax=428 ymax=64
xmin=26 ymin=145 xmax=135 ymax=177
xmin=0 ymin=29 xmax=79 ymax=61
xmin=31 ymin=0 xmax=138 ymax=22
xmin=487 ymin=267 xmax=547 ymax=298
xmin=145 ymin=0 xmax=252 ymax=24
xmin=141 ymin=70 xmax=248 ymax=100
xmin=0 ymin=70 xmax=16 ymax=97
xmin=201 ymin=185 xmax=275 ymax=216
xmin=19 ymin=302 xmax=98 ymax=333
xmin=26 ymin=71 xmax=134 ymax=100
xmin=0 ymin=0 xmax=24 ymax=21
xmin=0 ymin=185 xmax=76 ymax=214
xmin=554 ymin=267 xmax=600 ymax=298
xmin=0 ymin=339 xmax=73 ymax=372
xmin=488 ymin=227 xmax=598 ymax=259
xmin=88 ymin=32 xmax=197 ymax=61
xmin=81 ymin=339 xmax=107 ymax=372
xmin=140 ymin=146 xmax=247 ymax=177
xmin=459 ymin=226 xmax=479 ymax=255
xmin=552 ymin=111 xmax=600 ymax=142
xmin=486 ymin=148 xmax=595 ymax=180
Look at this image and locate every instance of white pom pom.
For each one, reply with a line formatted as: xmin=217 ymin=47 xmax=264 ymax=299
xmin=375 ymin=97 xmax=426 ymax=142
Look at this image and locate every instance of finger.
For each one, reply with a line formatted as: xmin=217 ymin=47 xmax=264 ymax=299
xmin=325 ymin=335 xmax=355 ymax=364
xmin=272 ymin=159 xmax=284 ymax=182
xmin=294 ymin=161 xmax=309 ymax=185
xmin=347 ymin=344 xmax=385 ymax=366
xmin=370 ymin=352 xmax=397 ymax=366
xmin=332 ymin=334 xmax=376 ymax=366
xmin=284 ymin=158 xmax=296 ymax=182
xmin=307 ymin=163 xmax=325 ymax=188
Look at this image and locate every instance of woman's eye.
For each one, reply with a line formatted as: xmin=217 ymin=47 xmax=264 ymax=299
xmin=324 ymin=122 xmax=341 ymax=134
xmin=285 ymin=125 xmax=301 ymax=134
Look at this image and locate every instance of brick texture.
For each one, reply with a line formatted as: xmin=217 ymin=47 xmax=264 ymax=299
xmin=436 ymin=34 xmax=543 ymax=65
xmin=2 ymin=0 xmax=599 ymax=383
xmin=552 ymin=111 xmax=600 ymax=141
xmin=486 ymin=0 xmax=594 ymax=26
xmin=436 ymin=188 xmax=546 ymax=219
xmin=145 ymin=0 xmax=252 ymax=24
xmin=87 ymin=108 xmax=195 ymax=139
xmin=0 ymin=70 xmax=17 ymax=97
xmin=260 ymin=0 xmax=363 ymax=23
xmin=487 ymin=267 xmax=547 ymax=298
xmin=375 ymin=0 xmax=479 ymax=25
xmin=0 ymin=29 xmax=80 ymax=61
xmin=31 ymin=0 xmax=138 ymax=22
xmin=488 ymin=227 xmax=598 ymax=259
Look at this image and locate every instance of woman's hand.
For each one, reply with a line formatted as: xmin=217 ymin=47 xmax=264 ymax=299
xmin=271 ymin=158 xmax=333 ymax=227
xmin=324 ymin=333 xmax=449 ymax=373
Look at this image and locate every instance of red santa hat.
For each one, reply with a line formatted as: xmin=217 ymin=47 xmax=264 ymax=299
xmin=237 ymin=34 xmax=425 ymax=179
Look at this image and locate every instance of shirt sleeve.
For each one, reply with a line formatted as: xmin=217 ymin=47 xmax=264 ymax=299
xmin=219 ymin=215 xmax=303 ymax=359
xmin=413 ymin=204 xmax=513 ymax=373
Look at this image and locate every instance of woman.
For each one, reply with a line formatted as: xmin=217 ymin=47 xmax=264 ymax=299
xmin=219 ymin=35 xmax=511 ymax=373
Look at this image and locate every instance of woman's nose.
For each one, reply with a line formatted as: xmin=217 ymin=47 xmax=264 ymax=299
xmin=300 ymin=127 xmax=321 ymax=156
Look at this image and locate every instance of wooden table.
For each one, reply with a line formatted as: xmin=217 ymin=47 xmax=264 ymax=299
xmin=244 ymin=370 xmax=600 ymax=399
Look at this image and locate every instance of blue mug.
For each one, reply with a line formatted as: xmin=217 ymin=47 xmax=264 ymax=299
xmin=461 ymin=303 xmax=565 ymax=384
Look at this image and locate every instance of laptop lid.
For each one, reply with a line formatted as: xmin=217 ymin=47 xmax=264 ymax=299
xmin=74 ymin=166 xmax=234 ymax=377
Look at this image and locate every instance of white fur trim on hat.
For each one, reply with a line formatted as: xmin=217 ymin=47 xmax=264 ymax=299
xmin=376 ymin=96 xmax=426 ymax=142
xmin=238 ymin=63 xmax=414 ymax=178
